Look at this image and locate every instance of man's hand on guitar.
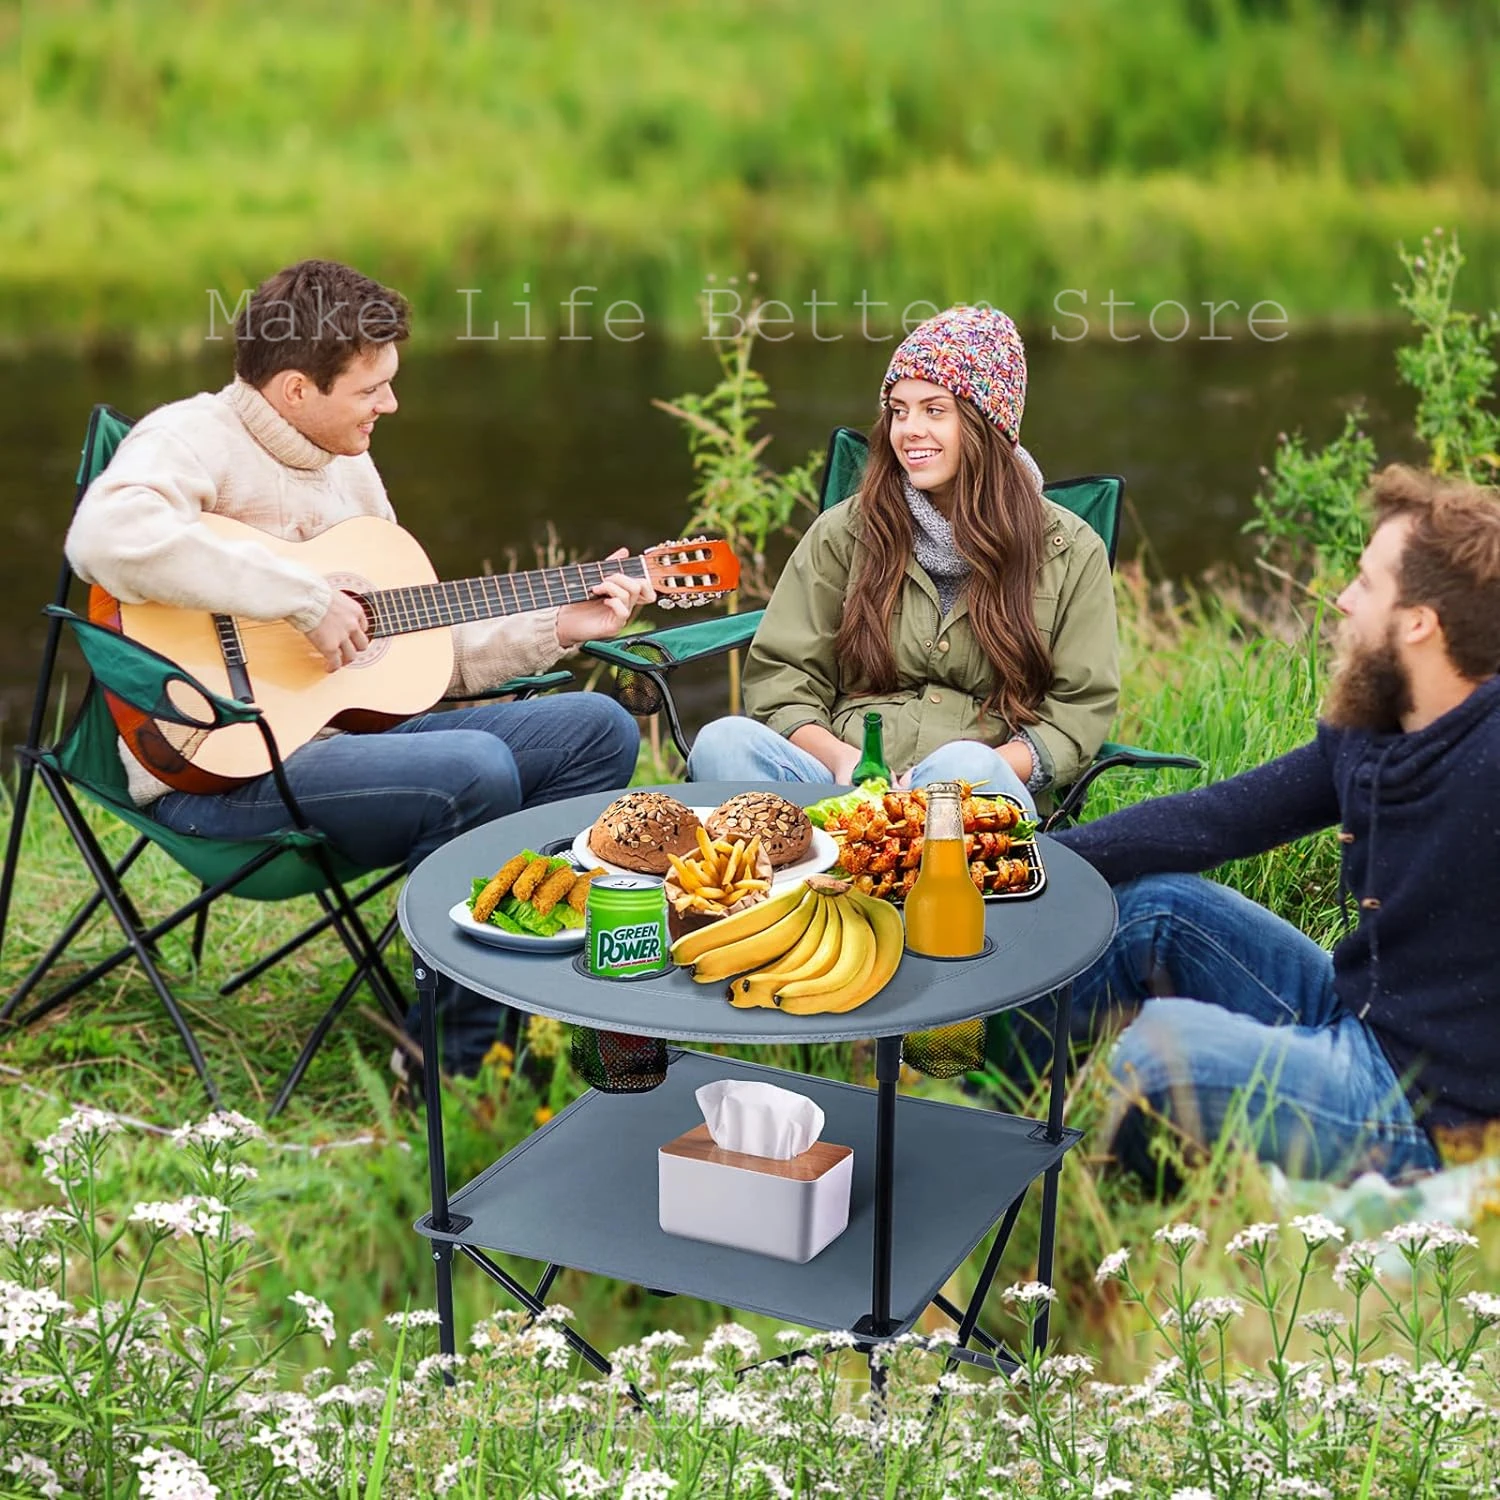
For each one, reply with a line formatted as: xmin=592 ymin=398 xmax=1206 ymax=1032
xmin=555 ymin=548 xmax=657 ymax=649
xmin=304 ymin=590 xmax=370 ymax=672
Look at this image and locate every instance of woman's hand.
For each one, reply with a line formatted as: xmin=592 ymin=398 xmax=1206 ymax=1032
xmin=556 ymin=548 xmax=656 ymax=649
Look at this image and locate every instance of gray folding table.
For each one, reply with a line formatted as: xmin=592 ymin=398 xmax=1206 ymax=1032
xmin=398 ymin=781 xmax=1116 ymax=1380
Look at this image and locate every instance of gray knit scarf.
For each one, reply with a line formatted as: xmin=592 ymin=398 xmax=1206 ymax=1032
xmin=903 ymin=444 xmax=1044 ymax=618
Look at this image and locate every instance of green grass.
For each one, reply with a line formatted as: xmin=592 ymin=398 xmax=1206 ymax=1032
xmin=4 ymin=0 xmax=1500 ymax=346
xmin=4 ymin=579 xmax=1466 ymax=1387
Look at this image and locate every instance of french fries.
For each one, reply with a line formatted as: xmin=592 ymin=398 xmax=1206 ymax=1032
xmin=667 ymin=836 xmax=770 ymax=915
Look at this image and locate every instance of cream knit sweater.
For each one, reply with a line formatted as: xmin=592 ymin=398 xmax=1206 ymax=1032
xmin=65 ymin=379 xmax=565 ymax=805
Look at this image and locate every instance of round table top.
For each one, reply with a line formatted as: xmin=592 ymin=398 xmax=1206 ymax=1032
xmin=398 ymin=781 xmax=1117 ymax=1045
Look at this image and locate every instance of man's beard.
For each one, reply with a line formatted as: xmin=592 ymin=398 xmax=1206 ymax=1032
xmin=1323 ymin=623 xmax=1414 ymax=733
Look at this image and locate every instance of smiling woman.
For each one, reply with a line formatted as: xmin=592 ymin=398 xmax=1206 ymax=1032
xmin=686 ymin=304 xmax=1121 ymax=818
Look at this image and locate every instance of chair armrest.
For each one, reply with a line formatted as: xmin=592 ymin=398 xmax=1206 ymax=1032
xmin=442 ymin=670 xmax=574 ymax=705
xmin=1043 ymin=742 xmax=1203 ymax=831
xmin=579 ymin=610 xmax=764 ymax=672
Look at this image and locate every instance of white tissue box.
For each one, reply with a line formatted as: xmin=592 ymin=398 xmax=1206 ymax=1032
xmin=658 ymin=1124 xmax=854 ymax=1263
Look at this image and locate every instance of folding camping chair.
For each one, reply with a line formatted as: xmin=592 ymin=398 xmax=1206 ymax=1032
xmin=0 ymin=404 xmax=572 ymax=1114
xmin=581 ymin=425 xmax=1202 ymax=825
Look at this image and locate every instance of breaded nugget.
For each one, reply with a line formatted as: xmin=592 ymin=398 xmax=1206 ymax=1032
xmin=472 ymin=853 xmax=530 ymax=922
xmin=512 ymin=856 xmax=551 ymax=903
xmin=531 ymin=865 xmax=577 ymax=917
xmin=567 ymin=867 xmax=607 ymax=913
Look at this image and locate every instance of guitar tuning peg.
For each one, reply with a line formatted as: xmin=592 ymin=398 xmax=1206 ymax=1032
xmin=658 ymin=597 xmax=676 ymax=609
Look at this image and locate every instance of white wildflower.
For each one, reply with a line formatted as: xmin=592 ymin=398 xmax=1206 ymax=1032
xmin=1226 ymin=1222 xmax=1279 ymax=1255
xmin=385 ymin=1308 xmax=442 ymax=1329
xmin=434 ymin=1456 xmax=475 ymax=1494
xmin=288 ymin=1292 xmax=335 ymax=1347
xmin=621 ymin=1470 xmax=677 ymax=1500
xmin=6 ymin=1454 xmax=62 ymax=1500
xmin=0 ymin=1281 xmax=68 ymax=1354
xmin=1168 ymin=1490 xmax=1216 ymax=1500
xmin=1332 ymin=1239 xmax=1383 ymax=1290
xmin=1094 ymin=1481 xmax=1133 ymax=1499
xmin=704 ymin=1323 xmax=761 ymax=1360
xmin=1274 ymin=1480 xmax=1331 ymax=1498
xmin=1302 ymin=1309 xmax=1347 ymax=1335
xmin=129 ymin=1196 xmax=231 ymax=1241
xmin=1291 ymin=1213 xmax=1345 ymax=1248
xmin=0 ymin=1208 xmax=67 ymax=1251
xmin=1408 ymin=1362 xmax=1485 ymax=1423
xmin=1095 ymin=1248 xmax=1130 ymax=1284
xmin=522 ymin=1323 xmax=570 ymax=1370
xmin=639 ymin=1328 xmax=688 ymax=1351
xmin=1038 ymin=1352 xmax=1093 ymax=1381
xmin=348 ymin=1327 xmax=372 ymax=1350
xmin=171 ymin=1111 xmax=265 ymax=1148
xmin=1153 ymin=1222 xmax=1208 ymax=1251
xmin=133 ymin=1446 xmax=218 ymax=1500
xmin=1461 ymin=1290 xmax=1500 ymax=1324
xmin=557 ymin=1460 xmax=608 ymax=1499
xmin=35 ymin=1108 xmax=122 ymax=1185
xmin=414 ymin=1353 xmax=460 ymax=1383
xmin=1002 ymin=1281 xmax=1058 ymax=1308
xmin=210 ymin=1161 xmax=259 ymax=1181
xmin=1383 ymin=1220 xmax=1479 ymax=1257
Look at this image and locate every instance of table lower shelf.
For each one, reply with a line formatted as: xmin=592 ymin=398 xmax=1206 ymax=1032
xmin=416 ymin=1049 xmax=1081 ymax=1336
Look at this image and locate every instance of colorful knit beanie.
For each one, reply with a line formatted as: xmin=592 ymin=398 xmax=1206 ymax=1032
xmin=881 ymin=305 xmax=1027 ymax=445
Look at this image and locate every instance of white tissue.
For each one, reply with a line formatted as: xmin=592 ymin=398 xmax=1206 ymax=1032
xmin=695 ymin=1080 xmax=824 ymax=1161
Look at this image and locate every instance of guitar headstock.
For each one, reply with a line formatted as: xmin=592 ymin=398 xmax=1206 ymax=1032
xmin=642 ymin=537 xmax=740 ymax=609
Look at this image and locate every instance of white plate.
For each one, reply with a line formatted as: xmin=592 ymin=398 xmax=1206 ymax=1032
xmin=448 ymin=900 xmax=586 ymax=952
xmin=570 ymin=805 xmax=838 ymax=890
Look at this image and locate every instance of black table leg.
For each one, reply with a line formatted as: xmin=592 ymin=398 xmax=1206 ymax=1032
xmin=1033 ymin=983 xmax=1072 ymax=1352
xmin=416 ymin=957 xmax=469 ymax=1363
xmin=856 ymin=1034 xmax=904 ymax=1401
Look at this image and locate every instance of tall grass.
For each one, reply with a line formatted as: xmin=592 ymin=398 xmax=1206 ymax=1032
xmin=5 ymin=0 xmax=1500 ymax=344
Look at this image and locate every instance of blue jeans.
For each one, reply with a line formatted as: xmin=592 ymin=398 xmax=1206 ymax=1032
xmin=687 ymin=716 xmax=1037 ymax=814
xmin=1071 ymin=874 xmax=1439 ymax=1182
xmin=152 ymin=694 xmax=639 ymax=1074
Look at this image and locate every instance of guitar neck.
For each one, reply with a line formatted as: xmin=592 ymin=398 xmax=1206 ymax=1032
xmin=362 ymin=557 xmax=649 ymax=638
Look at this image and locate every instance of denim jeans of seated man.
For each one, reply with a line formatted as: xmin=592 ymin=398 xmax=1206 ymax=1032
xmin=687 ymin=715 xmax=1037 ymax=814
xmin=152 ymin=694 xmax=640 ymax=1075
xmin=1018 ymin=873 xmax=1440 ymax=1184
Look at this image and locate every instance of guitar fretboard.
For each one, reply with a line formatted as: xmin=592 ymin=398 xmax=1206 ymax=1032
xmin=362 ymin=558 xmax=651 ymax=638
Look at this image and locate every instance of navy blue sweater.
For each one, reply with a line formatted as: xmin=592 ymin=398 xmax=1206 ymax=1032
xmin=1052 ymin=675 xmax=1500 ymax=1131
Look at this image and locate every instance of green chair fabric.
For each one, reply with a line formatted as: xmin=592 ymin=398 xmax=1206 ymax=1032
xmin=578 ymin=424 xmax=1201 ymax=813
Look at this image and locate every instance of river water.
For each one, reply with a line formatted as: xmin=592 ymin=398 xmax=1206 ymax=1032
xmin=0 ymin=331 xmax=1416 ymax=763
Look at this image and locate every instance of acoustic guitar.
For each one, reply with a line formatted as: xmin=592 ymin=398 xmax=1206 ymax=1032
xmin=88 ymin=513 xmax=738 ymax=793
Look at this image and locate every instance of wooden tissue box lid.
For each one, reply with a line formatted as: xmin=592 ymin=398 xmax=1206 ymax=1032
xmin=659 ymin=1123 xmax=853 ymax=1183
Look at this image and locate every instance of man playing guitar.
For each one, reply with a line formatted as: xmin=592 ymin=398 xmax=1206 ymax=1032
xmin=66 ymin=258 xmax=654 ymax=1077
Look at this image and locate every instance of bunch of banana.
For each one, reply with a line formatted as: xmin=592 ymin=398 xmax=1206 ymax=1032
xmin=669 ymin=874 xmax=904 ymax=1015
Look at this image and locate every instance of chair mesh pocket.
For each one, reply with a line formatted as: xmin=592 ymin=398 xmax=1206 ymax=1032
xmin=606 ymin=641 xmax=669 ymax=717
xmin=902 ymin=1019 xmax=987 ymax=1079
xmin=570 ymin=1026 xmax=668 ymax=1093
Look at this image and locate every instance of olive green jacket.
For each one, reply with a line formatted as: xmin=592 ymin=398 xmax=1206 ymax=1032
xmin=742 ymin=497 xmax=1120 ymax=790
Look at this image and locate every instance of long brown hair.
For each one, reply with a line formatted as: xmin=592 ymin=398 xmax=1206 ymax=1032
xmin=832 ymin=400 xmax=1053 ymax=728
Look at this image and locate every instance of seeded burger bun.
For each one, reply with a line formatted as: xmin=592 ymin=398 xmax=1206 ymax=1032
xmin=588 ymin=792 xmax=703 ymax=874
xmin=705 ymin=791 xmax=813 ymax=869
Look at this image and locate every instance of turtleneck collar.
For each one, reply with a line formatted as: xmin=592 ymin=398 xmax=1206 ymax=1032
xmin=222 ymin=378 xmax=338 ymax=471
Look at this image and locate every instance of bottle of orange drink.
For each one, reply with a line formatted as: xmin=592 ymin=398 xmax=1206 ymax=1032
xmin=902 ymin=781 xmax=985 ymax=957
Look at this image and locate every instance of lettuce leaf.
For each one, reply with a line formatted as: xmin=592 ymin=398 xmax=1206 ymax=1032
xmin=805 ymin=778 xmax=889 ymax=828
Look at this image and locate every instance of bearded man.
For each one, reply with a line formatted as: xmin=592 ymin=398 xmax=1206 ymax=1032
xmin=1049 ymin=465 xmax=1500 ymax=1182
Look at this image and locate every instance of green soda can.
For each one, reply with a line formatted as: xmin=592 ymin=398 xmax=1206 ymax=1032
xmin=584 ymin=875 xmax=670 ymax=978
